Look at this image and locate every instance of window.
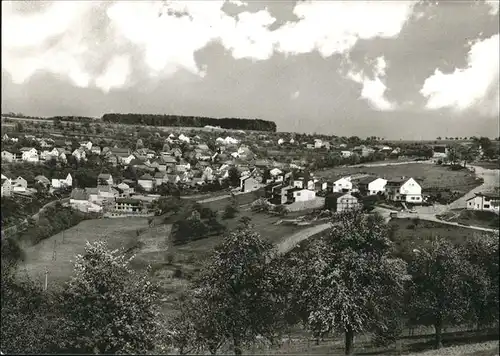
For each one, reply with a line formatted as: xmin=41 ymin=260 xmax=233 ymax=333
xmin=411 ymin=197 xmax=416 ymax=200
xmin=485 ymin=197 xmax=491 ymax=202
xmin=296 ymin=192 xmax=301 ymax=197
xmin=484 ymin=205 xmax=490 ymax=209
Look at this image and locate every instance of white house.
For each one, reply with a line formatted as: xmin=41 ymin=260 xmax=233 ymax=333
xmin=138 ymin=173 xmax=155 ymax=192
xmin=332 ymin=177 xmax=352 ymax=193
xmin=178 ymin=134 xmax=190 ymax=143
xmin=357 ymin=177 xmax=387 ymax=196
xmin=290 ymin=188 xmax=316 ymax=202
xmin=72 ymin=148 xmax=86 ymax=161
xmin=240 ymin=176 xmax=260 ymax=193
xmin=340 ymin=150 xmax=353 ymax=158
xmin=278 ymin=138 xmax=285 ymax=145
xmin=21 ymin=147 xmax=39 ymax=163
xmin=1 ymin=176 xmax=13 ymax=197
xmin=80 ymin=141 xmax=92 ymax=150
xmin=52 ymin=173 xmax=73 ymax=189
xmin=270 ymin=168 xmax=283 ymax=177
xmin=466 ymin=192 xmax=500 ymax=213
xmin=12 ymin=176 xmax=28 ymax=193
xmin=314 ymin=139 xmax=323 ymax=149
xmin=385 ymin=177 xmax=422 ymax=203
xmin=122 ymin=154 xmax=136 ymax=166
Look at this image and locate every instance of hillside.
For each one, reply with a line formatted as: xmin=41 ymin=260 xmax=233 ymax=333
xmin=101 ymin=113 xmax=277 ymax=132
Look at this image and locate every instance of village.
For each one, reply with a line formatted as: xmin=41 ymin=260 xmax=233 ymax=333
xmin=2 ymin=128 xmax=499 ymax=226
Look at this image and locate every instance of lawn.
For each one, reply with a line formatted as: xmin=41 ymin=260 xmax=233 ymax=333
xmin=20 ymin=217 xmax=150 ymax=286
xmin=316 ymin=163 xmax=480 ymax=196
xmin=449 ymin=210 xmax=500 ymax=229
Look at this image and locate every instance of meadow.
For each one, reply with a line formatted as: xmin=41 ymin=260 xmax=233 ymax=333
xmin=316 ymin=163 xmax=480 ymax=196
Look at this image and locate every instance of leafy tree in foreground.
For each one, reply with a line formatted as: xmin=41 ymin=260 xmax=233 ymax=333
xmin=406 ymin=237 xmax=481 ymax=349
xmin=177 ymin=227 xmax=283 ymax=355
xmin=289 ymin=211 xmax=408 ymax=355
xmin=53 ymin=240 xmax=163 ymax=354
xmin=462 ymin=234 xmax=499 ymax=330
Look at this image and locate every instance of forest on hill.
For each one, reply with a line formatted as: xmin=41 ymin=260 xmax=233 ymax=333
xmin=101 ymin=113 xmax=277 ymax=132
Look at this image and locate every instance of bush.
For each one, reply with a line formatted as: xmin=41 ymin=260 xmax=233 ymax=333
xmin=371 ymin=318 xmax=404 ymax=348
xmin=222 ymin=205 xmax=238 ymax=219
xmin=165 ymin=253 xmax=175 ymax=265
xmin=407 ymin=224 xmax=416 ymax=230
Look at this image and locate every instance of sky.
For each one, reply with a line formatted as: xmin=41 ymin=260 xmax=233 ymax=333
xmin=1 ymin=0 xmax=499 ymax=139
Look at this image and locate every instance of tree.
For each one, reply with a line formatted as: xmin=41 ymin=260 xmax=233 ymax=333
xmin=406 ymin=238 xmax=480 ymax=349
xmin=53 ymin=241 xmax=163 ymax=354
xmin=462 ymin=234 xmax=499 ymax=330
xmin=228 ymin=166 xmax=241 ymax=187
xmin=183 ymin=227 xmax=283 ymax=355
xmin=288 ymin=211 xmax=408 ymax=355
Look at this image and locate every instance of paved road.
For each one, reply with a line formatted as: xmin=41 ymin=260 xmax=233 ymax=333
xmin=448 ymin=165 xmax=499 ymax=210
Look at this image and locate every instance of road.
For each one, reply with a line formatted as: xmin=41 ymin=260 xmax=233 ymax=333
xmin=274 ymin=163 xmax=499 ymax=254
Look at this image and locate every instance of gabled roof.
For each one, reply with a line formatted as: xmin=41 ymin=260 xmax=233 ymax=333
xmin=138 ymin=173 xmax=153 ymax=180
xmin=154 ymin=172 xmax=166 ymax=179
xmin=471 ymin=192 xmax=500 ymax=199
xmin=357 ymin=176 xmax=380 ymax=185
xmin=327 ymin=192 xmax=353 ymax=200
xmin=386 ymin=177 xmax=410 ymax=185
xmin=97 ymin=173 xmax=112 ymax=180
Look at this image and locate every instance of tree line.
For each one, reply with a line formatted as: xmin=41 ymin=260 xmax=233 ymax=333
xmin=101 ymin=113 xmax=277 ymax=132
xmin=2 ymin=209 xmax=498 ymax=355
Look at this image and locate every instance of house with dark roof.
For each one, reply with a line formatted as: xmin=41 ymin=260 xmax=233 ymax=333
xmin=466 ymin=192 xmax=500 ymax=213
xmin=97 ymin=173 xmax=113 ymax=186
xmin=34 ymin=175 xmax=51 ymax=187
xmin=385 ymin=177 xmax=422 ymax=204
xmin=325 ymin=193 xmax=359 ymax=212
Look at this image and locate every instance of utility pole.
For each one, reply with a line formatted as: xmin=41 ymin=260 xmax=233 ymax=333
xmin=44 ymin=267 xmax=48 ymax=291
xmin=52 ymin=240 xmax=57 ymax=261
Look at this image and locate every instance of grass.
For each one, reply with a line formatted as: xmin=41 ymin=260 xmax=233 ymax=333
xmin=447 ymin=210 xmax=500 ymax=229
xmin=20 ymin=217 xmax=150 ymax=285
xmin=316 ymin=163 xmax=480 ymax=196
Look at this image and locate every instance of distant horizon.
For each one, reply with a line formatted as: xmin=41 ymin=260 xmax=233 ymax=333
xmin=2 ymin=111 xmax=498 ymax=141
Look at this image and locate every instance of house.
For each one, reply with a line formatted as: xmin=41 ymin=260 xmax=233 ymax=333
xmin=314 ymin=180 xmax=328 ymax=192
xmin=35 ymin=175 xmax=51 ymax=188
xmin=121 ymin=154 xmax=136 ymax=166
xmin=270 ymin=168 xmax=283 ymax=177
xmin=161 ymin=155 xmax=177 ymax=166
xmin=70 ymin=188 xmax=90 ymax=207
xmin=137 ymin=173 xmax=154 ymax=192
xmin=466 ymin=192 xmax=500 ymax=213
xmin=166 ymin=174 xmax=181 ymax=184
xmin=170 ymin=148 xmax=182 ymax=158
xmin=240 ymin=176 xmax=259 ymax=193
xmin=20 ymin=147 xmax=39 ymax=163
xmin=340 ymin=150 xmax=353 ymax=158
xmin=268 ymin=184 xmax=294 ymax=205
xmin=385 ymin=177 xmax=422 ymax=204
xmin=1 ymin=151 xmax=14 ymax=162
xmin=150 ymin=159 xmax=167 ymax=172
xmin=154 ymin=171 xmax=167 ymax=186
xmin=357 ymin=177 xmax=387 ymax=196
xmin=116 ymin=183 xmax=134 ymax=196
xmin=278 ymin=138 xmax=285 ymax=145
xmin=432 ymin=145 xmax=449 ymax=160
xmin=287 ymin=188 xmax=316 ymax=203
xmin=306 ymin=143 xmax=315 ymax=150
xmin=79 ymin=141 xmax=92 ymax=150
xmin=332 ymin=177 xmax=352 ymax=193
xmin=97 ymin=173 xmax=114 ymax=186
xmin=72 ymin=148 xmax=86 ymax=161
xmin=112 ymin=198 xmax=149 ymax=215
xmin=325 ymin=193 xmax=359 ymax=212
xmin=178 ymin=134 xmax=190 ymax=143
xmin=314 ymin=139 xmax=323 ymax=149
xmin=91 ymin=146 xmax=102 ymax=155
xmin=52 ymin=173 xmax=73 ymax=189
xmin=12 ymin=176 xmax=28 ymax=193
xmin=1 ymin=177 xmax=12 ymax=197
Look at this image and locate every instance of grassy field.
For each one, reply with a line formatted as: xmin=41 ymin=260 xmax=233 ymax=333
xmin=316 ymin=163 xmax=480 ymax=195
xmin=20 ymin=217 xmax=150 ymax=285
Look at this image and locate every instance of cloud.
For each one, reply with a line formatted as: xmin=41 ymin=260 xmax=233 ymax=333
xmin=95 ymin=54 xmax=132 ymax=92
xmin=272 ymin=1 xmax=417 ymax=58
xmin=485 ymin=0 xmax=499 ymax=15
xmin=2 ymin=0 xmax=417 ymax=93
xmin=420 ymin=33 xmax=499 ymax=116
xmin=346 ymin=56 xmax=397 ymax=111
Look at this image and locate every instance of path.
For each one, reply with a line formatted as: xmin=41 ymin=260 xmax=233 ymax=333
xmin=1 ymin=197 xmax=70 ymax=239
xmin=275 ymin=222 xmax=332 ymax=255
